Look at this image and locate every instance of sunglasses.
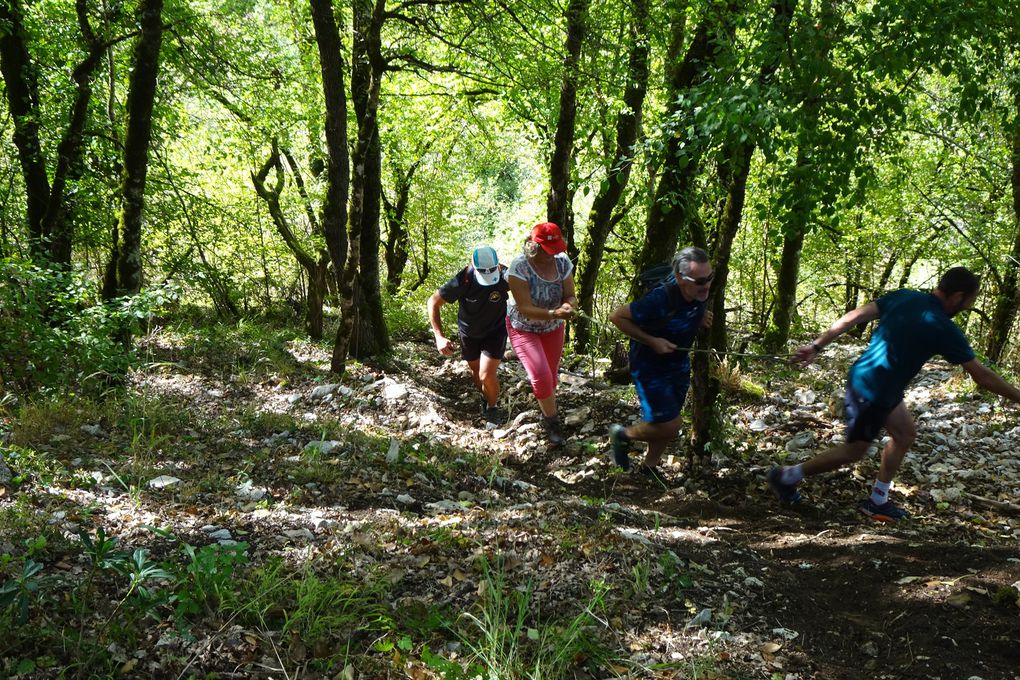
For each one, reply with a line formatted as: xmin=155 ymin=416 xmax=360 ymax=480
xmin=680 ymin=272 xmax=714 ymax=285
xmin=477 ymin=266 xmax=498 ymax=274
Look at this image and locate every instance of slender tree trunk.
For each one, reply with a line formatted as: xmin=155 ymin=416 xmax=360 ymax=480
xmin=332 ymin=0 xmax=383 ymax=374
xmin=252 ymin=143 xmax=329 ymax=338
xmin=43 ymin=1 xmax=113 ymax=267
xmin=382 ymin=155 xmax=425 ymax=294
xmin=574 ymin=0 xmax=649 ymax=354
xmin=354 ymin=123 xmax=389 ymax=357
xmin=631 ymin=1 xmax=741 ymax=297
xmin=382 ymin=192 xmax=409 ymax=294
xmin=763 ymin=0 xmax=836 ymax=353
xmin=104 ymin=0 xmax=163 ymax=309
xmin=690 ymin=0 xmax=795 ymax=459
xmin=0 ymin=1 xmax=122 ymax=267
xmin=0 ymin=0 xmax=51 ymax=260
xmin=766 ymin=189 xmax=807 ymax=352
xmin=546 ymin=0 xmax=588 ymax=249
xmin=983 ymin=95 xmax=1020 ymax=364
xmin=309 ymin=0 xmax=350 ymax=283
xmin=986 ymin=94 xmax=1020 ymax=363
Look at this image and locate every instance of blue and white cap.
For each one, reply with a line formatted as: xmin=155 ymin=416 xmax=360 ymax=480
xmin=472 ymin=246 xmax=501 ymax=286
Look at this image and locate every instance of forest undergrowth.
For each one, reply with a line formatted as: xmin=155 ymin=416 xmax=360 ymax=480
xmin=0 ymin=322 xmax=1018 ymax=679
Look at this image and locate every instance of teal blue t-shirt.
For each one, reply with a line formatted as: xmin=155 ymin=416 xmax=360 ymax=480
xmin=848 ymin=289 xmax=975 ymax=408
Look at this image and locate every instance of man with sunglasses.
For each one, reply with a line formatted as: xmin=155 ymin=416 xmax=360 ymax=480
xmin=428 ymin=246 xmax=510 ymax=425
xmin=607 ymin=247 xmax=714 ymax=481
xmin=770 ymin=266 xmax=1020 ymax=521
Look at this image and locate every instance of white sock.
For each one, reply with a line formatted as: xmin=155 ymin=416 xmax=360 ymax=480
xmin=780 ymin=464 xmax=804 ymax=485
xmin=870 ymin=480 xmax=891 ymax=505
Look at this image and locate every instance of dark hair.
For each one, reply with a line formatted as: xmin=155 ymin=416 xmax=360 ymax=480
xmin=672 ymin=246 xmax=710 ymax=277
xmin=937 ymin=266 xmax=980 ymax=297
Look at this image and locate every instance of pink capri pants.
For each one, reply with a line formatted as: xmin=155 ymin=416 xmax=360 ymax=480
xmin=507 ymin=319 xmax=565 ymax=400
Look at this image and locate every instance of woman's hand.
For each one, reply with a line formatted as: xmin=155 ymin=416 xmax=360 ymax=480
xmin=552 ymin=302 xmax=575 ymax=320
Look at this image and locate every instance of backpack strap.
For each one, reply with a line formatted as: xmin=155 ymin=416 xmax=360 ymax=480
xmin=664 ymin=282 xmax=681 ymax=320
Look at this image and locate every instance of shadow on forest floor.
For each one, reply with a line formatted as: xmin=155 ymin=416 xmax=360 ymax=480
xmin=1 ymin=331 xmax=1018 ymax=678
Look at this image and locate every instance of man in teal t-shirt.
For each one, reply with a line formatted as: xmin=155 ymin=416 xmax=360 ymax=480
xmin=767 ymin=267 xmax=1020 ymax=522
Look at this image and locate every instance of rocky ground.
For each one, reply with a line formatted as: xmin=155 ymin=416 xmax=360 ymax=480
xmin=0 ymin=330 xmax=1018 ymax=679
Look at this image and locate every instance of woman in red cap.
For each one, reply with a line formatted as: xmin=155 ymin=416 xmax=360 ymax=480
xmin=506 ymin=222 xmax=576 ymax=445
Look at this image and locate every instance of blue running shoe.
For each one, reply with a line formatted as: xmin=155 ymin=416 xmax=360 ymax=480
xmin=766 ymin=466 xmax=802 ymax=505
xmin=608 ymin=424 xmax=631 ymax=471
xmin=859 ymin=499 xmax=910 ymax=522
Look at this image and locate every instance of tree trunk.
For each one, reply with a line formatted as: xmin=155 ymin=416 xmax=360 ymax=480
xmin=0 ymin=1 xmax=119 ymax=267
xmin=766 ymin=193 xmax=807 ymax=352
xmin=631 ymin=1 xmax=741 ymax=296
xmin=331 ymin=0 xmax=383 ymax=374
xmin=763 ymin=0 xmax=836 ymax=353
xmin=382 ymin=192 xmax=409 ymax=294
xmin=354 ymin=121 xmax=390 ymax=358
xmin=574 ymin=0 xmax=649 ymax=354
xmin=347 ymin=0 xmax=388 ymax=361
xmin=0 ymin=0 xmax=51 ymax=261
xmin=43 ymin=1 xmax=113 ymax=267
xmin=546 ymin=0 xmax=589 ymax=248
xmin=309 ymin=0 xmax=350 ymax=284
xmin=985 ymin=93 xmax=1020 ymax=363
xmin=382 ymin=153 xmax=427 ymax=294
xmin=105 ymin=0 xmax=163 ymax=308
xmin=690 ymin=0 xmax=795 ymax=459
xmin=252 ymin=143 xmax=330 ymax=339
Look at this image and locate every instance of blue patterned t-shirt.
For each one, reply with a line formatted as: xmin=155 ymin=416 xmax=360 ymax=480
xmin=628 ymin=283 xmax=705 ymax=377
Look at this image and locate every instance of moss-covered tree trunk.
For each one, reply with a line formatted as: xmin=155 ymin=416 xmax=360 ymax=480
xmin=985 ymin=93 xmax=1020 ymax=363
xmin=104 ymin=0 xmax=163 ymax=310
xmin=631 ymin=1 xmax=741 ymax=298
xmin=331 ymin=0 xmax=384 ymax=374
xmin=690 ymin=0 xmax=795 ymax=460
xmin=546 ymin=0 xmax=588 ymax=254
xmin=0 ymin=0 xmax=50 ymax=261
xmin=309 ymin=0 xmax=351 ymax=292
xmin=574 ymin=0 xmax=649 ymax=354
xmin=346 ymin=0 xmax=389 ymax=360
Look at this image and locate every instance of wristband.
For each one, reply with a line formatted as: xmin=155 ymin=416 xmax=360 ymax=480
xmin=810 ymin=341 xmax=822 ymax=353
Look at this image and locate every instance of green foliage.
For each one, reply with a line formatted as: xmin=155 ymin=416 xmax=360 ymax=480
xmin=0 ymin=558 xmax=47 ymax=625
xmin=175 ymin=541 xmax=250 ymax=621
xmin=455 ymin=555 xmax=616 ymax=679
xmin=0 ymin=258 xmax=177 ymax=397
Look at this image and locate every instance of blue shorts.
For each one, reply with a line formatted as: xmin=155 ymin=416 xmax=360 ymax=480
xmin=844 ymin=382 xmax=896 ymax=443
xmin=459 ymin=328 xmax=507 ymax=362
xmin=632 ymin=368 xmax=690 ymax=424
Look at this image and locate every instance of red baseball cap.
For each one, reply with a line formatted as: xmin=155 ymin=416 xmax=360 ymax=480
xmin=530 ymin=222 xmax=567 ymax=255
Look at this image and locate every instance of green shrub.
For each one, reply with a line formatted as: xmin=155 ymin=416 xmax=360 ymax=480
xmin=0 ymin=258 xmax=178 ymax=396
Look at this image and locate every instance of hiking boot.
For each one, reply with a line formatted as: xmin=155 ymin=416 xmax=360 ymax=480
xmin=635 ymin=464 xmax=667 ymax=485
xmin=766 ymin=466 xmax=802 ymax=505
xmin=483 ymin=406 xmax=506 ymax=426
xmin=607 ymin=424 xmax=631 ymax=471
xmin=859 ymin=499 xmax=910 ymax=523
xmin=541 ymin=416 xmax=566 ymax=446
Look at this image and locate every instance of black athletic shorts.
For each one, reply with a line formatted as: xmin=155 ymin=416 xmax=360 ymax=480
xmin=844 ymin=382 xmax=895 ymax=443
xmin=459 ymin=327 xmax=507 ymax=362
